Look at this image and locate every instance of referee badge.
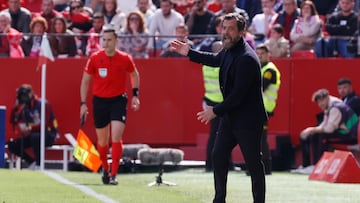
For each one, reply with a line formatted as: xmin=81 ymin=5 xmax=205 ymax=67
xmin=98 ymin=68 xmax=108 ymax=78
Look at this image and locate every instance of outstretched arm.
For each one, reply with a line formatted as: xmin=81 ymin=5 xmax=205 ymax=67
xmin=170 ymin=40 xmax=190 ymax=56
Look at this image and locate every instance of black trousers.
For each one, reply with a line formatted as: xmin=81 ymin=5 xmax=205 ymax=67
xmin=206 ymin=116 xmax=221 ymax=170
xmin=212 ymin=119 xmax=265 ymax=203
xmin=206 ymin=116 xmax=234 ymax=171
xmin=7 ymin=132 xmax=55 ymax=165
xmin=261 ymin=123 xmax=272 ymax=174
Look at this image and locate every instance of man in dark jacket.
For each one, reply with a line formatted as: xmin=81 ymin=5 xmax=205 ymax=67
xmin=315 ymin=0 xmax=358 ymax=58
xmin=337 ymin=77 xmax=360 ymax=116
xmin=171 ymin=13 xmax=267 ymax=203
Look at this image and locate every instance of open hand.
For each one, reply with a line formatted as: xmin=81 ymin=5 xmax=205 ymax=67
xmin=196 ymin=105 xmax=216 ymax=124
xmin=169 ymin=40 xmax=190 ymax=56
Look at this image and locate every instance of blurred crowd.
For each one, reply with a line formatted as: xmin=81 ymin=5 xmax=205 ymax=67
xmin=0 ymin=0 xmax=359 ymax=58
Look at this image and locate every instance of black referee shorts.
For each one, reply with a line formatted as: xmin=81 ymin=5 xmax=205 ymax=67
xmin=93 ymin=94 xmax=128 ymax=128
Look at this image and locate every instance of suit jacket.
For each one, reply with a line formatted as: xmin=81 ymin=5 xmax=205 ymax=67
xmin=188 ymin=38 xmax=268 ymax=130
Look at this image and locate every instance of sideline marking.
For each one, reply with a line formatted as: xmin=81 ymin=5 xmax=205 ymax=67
xmin=43 ymin=171 xmax=119 ymax=203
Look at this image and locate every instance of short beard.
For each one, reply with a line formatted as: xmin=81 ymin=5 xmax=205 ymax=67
xmin=222 ymin=36 xmax=241 ymax=49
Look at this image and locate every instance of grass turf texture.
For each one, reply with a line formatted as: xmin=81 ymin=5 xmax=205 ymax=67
xmin=1 ymin=168 xmax=360 ymax=203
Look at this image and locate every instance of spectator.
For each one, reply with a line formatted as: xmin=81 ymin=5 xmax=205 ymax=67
xmin=21 ymin=16 xmax=48 ymax=57
xmin=0 ymin=11 xmax=24 ymax=57
xmin=256 ymin=43 xmax=281 ymax=175
xmin=67 ymin=0 xmax=94 ymax=55
xmin=148 ymin=0 xmax=184 ymax=49
xmin=290 ymin=0 xmax=321 ymax=53
xmin=273 ymin=0 xmax=300 ymax=41
xmin=35 ymin=0 xmax=63 ymax=33
xmin=48 ymin=16 xmax=78 ymax=57
xmin=264 ymin=23 xmax=290 ymax=58
xmin=85 ymin=12 xmax=104 ymax=56
xmin=68 ymin=0 xmax=93 ymax=33
xmin=315 ymin=0 xmax=358 ymax=58
xmin=248 ymin=0 xmax=278 ymax=45
xmin=137 ymin=0 xmax=154 ymax=29
xmin=184 ymin=0 xmax=214 ymax=46
xmin=299 ymin=89 xmax=358 ymax=169
xmin=337 ymin=78 xmax=360 ymax=116
xmin=7 ymin=84 xmax=59 ymax=170
xmin=0 ymin=12 xmax=12 ymax=57
xmin=160 ymin=23 xmax=192 ymax=57
xmin=206 ymin=0 xmax=222 ymax=13
xmin=117 ymin=11 xmax=149 ymax=58
xmin=102 ymin=0 xmax=126 ymax=34
xmin=206 ymin=0 xmax=249 ymax=34
xmin=3 ymin=0 xmax=31 ymax=33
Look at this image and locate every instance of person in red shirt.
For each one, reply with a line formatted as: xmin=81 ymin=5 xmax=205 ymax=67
xmin=80 ymin=25 xmax=140 ymax=185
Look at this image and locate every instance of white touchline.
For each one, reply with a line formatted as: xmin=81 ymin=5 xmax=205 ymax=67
xmin=43 ymin=171 xmax=119 ymax=203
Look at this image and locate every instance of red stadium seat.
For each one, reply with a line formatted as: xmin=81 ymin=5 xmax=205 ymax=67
xmin=291 ymin=50 xmax=316 ymax=58
xmin=331 ymin=117 xmax=360 ymax=160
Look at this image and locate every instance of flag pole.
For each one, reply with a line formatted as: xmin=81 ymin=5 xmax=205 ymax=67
xmin=40 ymin=62 xmax=46 ymax=171
xmin=39 ymin=33 xmax=54 ymax=171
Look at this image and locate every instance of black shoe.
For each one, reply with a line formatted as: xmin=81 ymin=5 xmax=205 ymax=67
xmin=109 ymin=176 xmax=118 ymax=185
xmin=102 ymin=171 xmax=110 ymax=185
xmin=264 ymin=170 xmax=272 ymax=175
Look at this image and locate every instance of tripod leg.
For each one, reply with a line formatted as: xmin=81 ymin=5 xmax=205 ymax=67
xmin=148 ymin=181 xmax=157 ymax=187
xmin=162 ymin=180 xmax=176 ymax=186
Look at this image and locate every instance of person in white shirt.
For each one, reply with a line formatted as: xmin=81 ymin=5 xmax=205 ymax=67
xmin=137 ymin=0 xmax=154 ymax=29
xmin=102 ymin=0 xmax=126 ymax=34
xmin=248 ymin=0 xmax=278 ymax=45
xmin=148 ymin=0 xmax=184 ymax=49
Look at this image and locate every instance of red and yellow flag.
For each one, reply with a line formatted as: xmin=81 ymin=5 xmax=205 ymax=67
xmin=73 ymin=129 xmax=102 ymax=172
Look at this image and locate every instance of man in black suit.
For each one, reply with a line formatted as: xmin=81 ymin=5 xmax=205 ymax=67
xmin=171 ymin=13 xmax=267 ymax=203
